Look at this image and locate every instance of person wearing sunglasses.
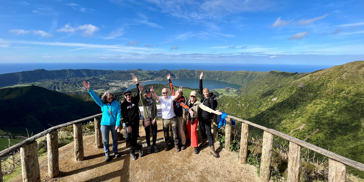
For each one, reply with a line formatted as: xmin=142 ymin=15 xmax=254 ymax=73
xmin=151 ymin=85 xmax=182 ymax=152
xmin=183 ymin=91 xmax=222 ymax=154
xmin=82 ymin=81 xmax=121 ymax=162
xmin=139 ymin=85 xmax=159 ymax=154
xmin=166 ymin=73 xmax=189 ymax=151
xmin=120 ymin=76 xmax=143 ymax=160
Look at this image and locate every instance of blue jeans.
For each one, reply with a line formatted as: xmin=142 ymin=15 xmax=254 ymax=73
xmin=100 ymin=125 xmax=118 ymax=157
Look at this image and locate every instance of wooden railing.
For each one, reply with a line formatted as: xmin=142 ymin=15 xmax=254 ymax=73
xmin=0 ymin=113 xmax=103 ymax=182
xmin=222 ymin=115 xmax=364 ymax=182
xmin=1 ymin=111 xmax=364 ymax=182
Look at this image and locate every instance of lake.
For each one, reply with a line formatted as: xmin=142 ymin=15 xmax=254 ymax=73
xmin=127 ymin=79 xmax=241 ymax=90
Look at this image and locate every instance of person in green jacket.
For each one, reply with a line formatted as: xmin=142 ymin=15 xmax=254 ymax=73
xmin=139 ymin=85 xmax=159 ymax=154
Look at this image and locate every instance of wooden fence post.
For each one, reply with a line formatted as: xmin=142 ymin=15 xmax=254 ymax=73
xmin=47 ymin=130 xmax=59 ymax=178
xmin=73 ymin=123 xmax=84 ymax=161
xmin=20 ymin=141 xmax=40 ymax=182
xmin=239 ymin=123 xmax=249 ymax=164
xmin=329 ymin=159 xmax=346 ymax=182
xmin=225 ymin=118 xmax=232 ymax=149
xmin=287 ymin=142 xmax=301 ymax=182
xmin=94 ymin=116 xmax=103 ymax=148
xmin=260 ymin=131 xmax=273 ymax=182
xmin=0 ymin=158 xmax=3 ymax=182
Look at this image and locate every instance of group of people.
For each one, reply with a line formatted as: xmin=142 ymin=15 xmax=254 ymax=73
xmin=83 ymin=72 xmax=222 ymax=162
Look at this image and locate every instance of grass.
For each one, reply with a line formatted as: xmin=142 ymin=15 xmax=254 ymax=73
xmin=0 ymin=130 xmax=7 ymax=136
xmin=0 ymin=138 xmax=22 ymax=151
xmin=214 ymin=88 xmax=238 ymax=97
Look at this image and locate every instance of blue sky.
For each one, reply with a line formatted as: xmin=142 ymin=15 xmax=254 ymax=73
xmin=0 ymin=0 xmax=363 ymax=65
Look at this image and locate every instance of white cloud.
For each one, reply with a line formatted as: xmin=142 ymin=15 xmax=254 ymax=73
xmin=341 ymin=31 xmax=364 ymax=35
xmin=269 ymin=55 xmax=277 ymax=58
xmin=79 ymin=8 xmax=86 ymax=12
xmin=289 ymin=31 xmax=309 ymax=40
xmin=272 ymin=17 xmax=289 ymax=27
xmin=137 ymin=14 xmax=162 ymax=28
xmin=21 ymin=1 xmax=29 ymax=5
xmin=171 ymin=45 xmax=178 ymax=50
xmin=104 ymin=28 xmax=125 ymax=39
xmin=66 ymin=3 xmax=79 ymax=7
xmin=32 ymin=30 xmax=53 ymax=37
xmin=297 ymin=14 xmax=327 ymax=25
xmin=176 ymin=31 xmax=234 ymax=41
xmin=128 ymin=41 xmax=140 ymax=46
xmin=145 ymin=44 xmax=154 ymax=47
xmin=9 ymin=29 xmax=29 ymax=35
xmin=9 ymin=29 xmax=52 ymax=37
xmin=57 ymin=24 xmax=99 ymax=36
xmin=335 ymin=22 xmax=364 ymax=27
xmin=0 ymin=39 xmax=10 ymax=48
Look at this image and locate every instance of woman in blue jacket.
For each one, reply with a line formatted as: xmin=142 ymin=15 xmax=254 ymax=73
xmin=83 ymin=81 xmax=121 ymax=162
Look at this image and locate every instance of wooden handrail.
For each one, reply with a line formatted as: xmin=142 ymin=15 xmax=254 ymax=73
xmin=0 ymin=113 xmax=102 ymax=158
xmin=225 ymin=115 xmax=364 ymax=172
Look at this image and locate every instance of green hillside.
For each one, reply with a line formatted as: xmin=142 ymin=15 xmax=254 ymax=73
xmin=218 ymin=61 xmax=364 ymax=176
xmin=0 ymin=86 xmax=100 ymax=136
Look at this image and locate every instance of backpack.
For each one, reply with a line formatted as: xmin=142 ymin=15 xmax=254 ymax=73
xmin=208 ymin=97 xmax=218 ymax=110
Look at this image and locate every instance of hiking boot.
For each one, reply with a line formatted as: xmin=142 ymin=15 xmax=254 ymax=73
xmin=152 ymin=145 xmax=159 ymax=153
xmin=139 ymin=149 xmax=143 ymax=158
xmin=194 ymin=147 xmax=199 ymax=154
xmin=105 ymin=156 xmax=112 ymax=162
xmin=165 ymin=143 xmax=170 ymax=151
xmin=210 ymin=145 xmax=219 ymax=158
xmin=130 ymin=153 xmax=137 ymax=160
xmin=181 ymin=145 xmax=186 ymax=150
xmin=114 ymin=153 xmax=121 ymax=158
xmin=147 ymin=146 xmax=152 ymax=154
xmin=175 ymin=144 xmax=181 ymax=152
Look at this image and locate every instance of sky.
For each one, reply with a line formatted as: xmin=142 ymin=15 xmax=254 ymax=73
xmin=0 ymin=0 xmax=364 ymax=65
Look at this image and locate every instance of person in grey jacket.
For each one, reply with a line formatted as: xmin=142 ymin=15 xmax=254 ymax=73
xmin=139 ymin=85 xmax=159 ymax=154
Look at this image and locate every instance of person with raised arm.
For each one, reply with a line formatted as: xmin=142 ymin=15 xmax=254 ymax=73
xmin=120 ymin=76 xmax=143 ymax=160
xmin=167 ymin=73 xmax=189 ymax=150
xmin=198 ymin=72 xmax=220 ymax=158
xmin=183 ymin=91 xmax=222 ymax=154
xmin=82 ymin=81 xmax=121 ymax=162
xmin=139 ymin=84 xmax=159 ymax=154
xmin=150 ymin=84 xmax=182 ymax=152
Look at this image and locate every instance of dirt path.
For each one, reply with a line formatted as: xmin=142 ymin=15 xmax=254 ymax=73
xmin=12 ymin=121 xmax=261 ymax=182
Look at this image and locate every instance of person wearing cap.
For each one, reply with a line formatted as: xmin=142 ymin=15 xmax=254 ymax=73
xmin=82 ymin=81 xmax=121 ymax=162
xmin=120 ymin=76 xmax=143 ymax=160
xmin=166 ymin=73 xmax=189 ymax=150
xmin=139 ymin=85 xmax=159 ymax=154
xmin=183 ymin=91 xmax=222 ymax=154
xmin=150 ymin=85 xmax=182 ymax=152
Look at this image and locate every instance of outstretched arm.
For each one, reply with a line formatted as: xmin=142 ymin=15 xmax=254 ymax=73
xmin=198 ymin=103 xmax=222 ymax=115
xmin=167 ymin=73 xmax=176 ymax=96
xmin=199 ymin=72 xmax=204 ymax=96
xmin=83 ymin=81 xmax=103 ymax=107
xmin=150 ymin=86 xmax=159 ymax=101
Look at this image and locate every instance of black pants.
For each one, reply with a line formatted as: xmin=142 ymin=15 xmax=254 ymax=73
xmin=199 ymin=118 xmax=214 ymax=146
xmin=144 ymin=119 xmax=158 ymax=146
xmin=125 ymin=121 xmax=141 ymax=154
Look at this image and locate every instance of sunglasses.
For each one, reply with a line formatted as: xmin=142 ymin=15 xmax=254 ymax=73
xmin=162 ymin=92 xmax=168 ymax=94
xmin=190 ymin=96 xmax=196 ymax=97
xmin=124 ymin=94 xmax=131 ymax=97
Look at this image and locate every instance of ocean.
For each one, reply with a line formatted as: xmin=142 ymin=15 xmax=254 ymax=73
xmin=0 ymin=63 xmax=334 ymax=74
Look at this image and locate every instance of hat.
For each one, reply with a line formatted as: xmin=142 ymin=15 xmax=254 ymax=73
xmin=123 ymin=90 xmax=131 ymax=95
xmin=145 ymin=89 xmax=151 ymax=93
xmin=190 ymin=91 xmax=197 ymax=96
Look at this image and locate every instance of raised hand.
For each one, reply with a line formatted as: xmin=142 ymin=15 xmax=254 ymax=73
xmin=200 ymin=72 xmax=204 ymax=79
xmin=149 ymin=86 xmax=154 ymax=93
xmin=179 ymin=86 xmax=183 ymax=92
xmin=132 ymin=76 xmax=138 ymax=84
xmin=138 ymin=84 xmax=144 ymax=93
xmin=82 ymin=81 xmax=90 ymax=90
xmin=166 ymin=73 xmax=171 ymax=80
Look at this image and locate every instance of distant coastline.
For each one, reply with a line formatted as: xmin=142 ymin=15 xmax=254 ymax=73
xmin=0 ymin=63 xmax=334 ymax=74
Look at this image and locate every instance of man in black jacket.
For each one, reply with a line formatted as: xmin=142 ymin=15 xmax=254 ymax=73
xmin=121 ymin=76 xmax=143 ymax=160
